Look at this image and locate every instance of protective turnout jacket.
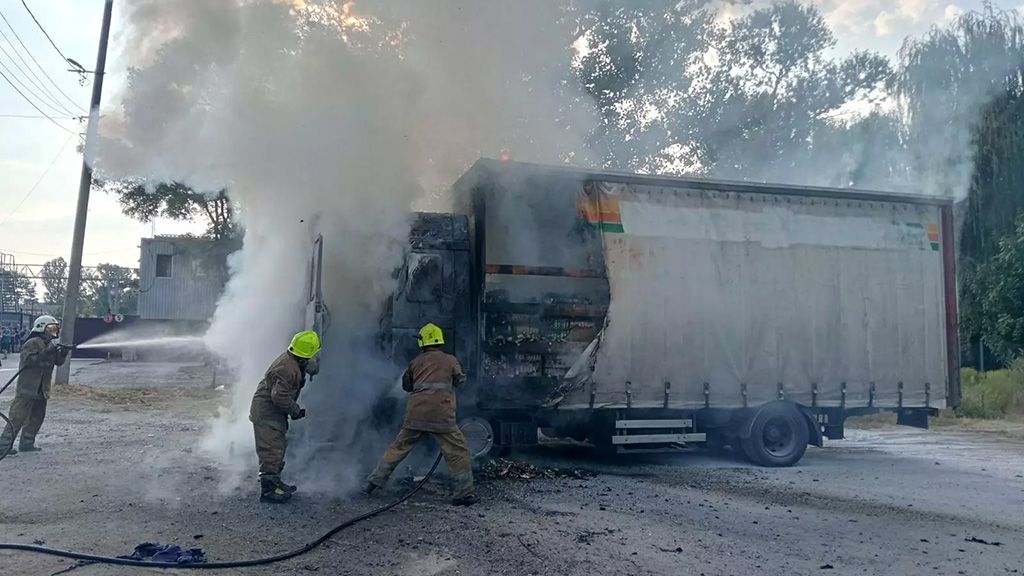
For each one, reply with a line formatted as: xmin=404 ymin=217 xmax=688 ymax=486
xmin=249 ymin=352 xmax=305 ymax=431
xmin=16 ymin=333 xmax=69 ymax=400
xmin=402 ymin=348 xmax=467 ymax=432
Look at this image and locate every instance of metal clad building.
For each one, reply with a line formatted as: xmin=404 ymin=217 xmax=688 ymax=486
xmin=137 ymin=236 xmax=233 ymax=321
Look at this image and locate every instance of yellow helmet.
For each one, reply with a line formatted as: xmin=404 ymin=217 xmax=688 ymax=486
xmin=418 ymin=323 xmax=444 ymax=348
xmin=288 ymin=330 xmax=321 ymax=359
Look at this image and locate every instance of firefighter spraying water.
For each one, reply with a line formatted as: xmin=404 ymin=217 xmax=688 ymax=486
xmin=0 ymin=316 xmax=72 ymax=456
xmin=365 ymin=323 xmax=477 ymax=506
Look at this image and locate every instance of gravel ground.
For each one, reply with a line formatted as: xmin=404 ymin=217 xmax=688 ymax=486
xmin=1 ymin=371 xmax=1022 ymax=575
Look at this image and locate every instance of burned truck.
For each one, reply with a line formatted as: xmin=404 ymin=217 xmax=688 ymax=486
xmin=315 ymin=159 xmax=959 ymax=467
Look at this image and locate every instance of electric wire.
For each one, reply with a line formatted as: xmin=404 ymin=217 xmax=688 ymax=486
xmin=0 ymin=113 xmax=77 ymax=119
xmin=0 ymin=9 xmax=80 ymax=115
xmin=0 ymin=46 xmax=69 ymax=118
xmin=0 ymin=35 xmax=71 ymax=117
xmin=0 ymin=7 xmax=86 ymax=112
xmin=0 ymin=134 xmax=75 ymax=225
xmin=19 ymin=1 xmax=72 ymax=69
xmin=0 ymin=66 xmax=74 ymax=134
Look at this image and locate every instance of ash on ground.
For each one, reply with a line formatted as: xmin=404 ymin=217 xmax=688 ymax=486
xmin=480 ymin=458 xmax=596 ymax=481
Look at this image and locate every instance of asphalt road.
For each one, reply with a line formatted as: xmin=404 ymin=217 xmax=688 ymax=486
xmin=0 ymin=390 xmax=1022 ymax=576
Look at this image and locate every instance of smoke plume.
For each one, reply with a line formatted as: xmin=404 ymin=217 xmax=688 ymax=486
xmin=96 ymin=0 xmax=595 ymax=494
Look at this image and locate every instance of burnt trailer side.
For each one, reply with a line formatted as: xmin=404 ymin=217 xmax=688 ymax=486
xmin=445 ymin=159 xmax=958 ymax=465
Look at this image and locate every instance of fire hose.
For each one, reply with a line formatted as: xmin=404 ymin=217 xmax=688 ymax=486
xmin=0 ymin=362 xmax=30 ymax=462
xmin=0 ymin=357 xmax=446 ymax=569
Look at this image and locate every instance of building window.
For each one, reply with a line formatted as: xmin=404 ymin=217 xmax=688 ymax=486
xmin=155 ymin=254 xmax=173 ymax=278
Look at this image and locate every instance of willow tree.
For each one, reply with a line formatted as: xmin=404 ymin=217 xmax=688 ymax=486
xmin=891 ymin=5 xmax=1024 ymax=365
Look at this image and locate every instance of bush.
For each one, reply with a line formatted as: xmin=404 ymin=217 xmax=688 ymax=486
xmin=959 ymin=363 xmax=1024 ymax=418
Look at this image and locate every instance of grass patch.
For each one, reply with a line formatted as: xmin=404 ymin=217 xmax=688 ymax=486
xmin=51 ymin=383 xmax=223 ymax=413
xmin=959 ymin=365 xmax=1024 ymax=419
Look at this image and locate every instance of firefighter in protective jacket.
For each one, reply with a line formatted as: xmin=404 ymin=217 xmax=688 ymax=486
xmin=1 ymin=315 xmax=69 ymax=455
xmin=365 ymin=323 xmax=477 ymax=505
xmin=249 ymin=330 xmax=320 ymax=503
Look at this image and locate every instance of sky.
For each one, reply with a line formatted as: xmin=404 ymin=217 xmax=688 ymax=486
xmin=0 ymin=0 xmax=1006 ymax=271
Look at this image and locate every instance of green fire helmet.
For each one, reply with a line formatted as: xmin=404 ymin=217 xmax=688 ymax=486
xmin=288 ymin=330 xmax=321 ymax=359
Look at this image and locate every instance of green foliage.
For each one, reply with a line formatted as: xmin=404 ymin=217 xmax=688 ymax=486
xmin=82 ymin=264 xmax=139 ymax=317
xmin=574 ymin=0 xmax=892 ymax=180
xmin=959 ymin=365 xmax=1024 ymax=418
xmin=101 ymin=179 xmax=238 ymax=241
xmin=0 ymin=270 xmax=36 ymax=306
xmin=40 ymin=257 xmax=67 ymax=305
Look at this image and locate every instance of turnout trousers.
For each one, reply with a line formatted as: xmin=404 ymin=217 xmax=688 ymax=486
xmin=252 ymin=423 xmax=287 ymax=480
xmin=367 ymin=427 xmax=474 ymax=499
xmin=1 ymin=396 xmax=47 ymax=448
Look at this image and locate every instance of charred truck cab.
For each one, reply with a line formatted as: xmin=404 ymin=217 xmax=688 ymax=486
xmin=366 ymin=159 xmax=959 ymax=467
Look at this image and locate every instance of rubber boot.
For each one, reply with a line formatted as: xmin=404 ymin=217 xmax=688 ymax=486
xmin=2 ymin=446 xmax=16 ymax=456
xmin=451 ymin=494 xmax=478 ymax=506
xmin=362 ymin=482 xmax=377 ymax=496
xmin=276 ymin=478 xmax=298 ymax=494
xmin=259 ymin=477 xmax=292 ymax=503
xmin=18 ymin=443 xmax=41 ymax=453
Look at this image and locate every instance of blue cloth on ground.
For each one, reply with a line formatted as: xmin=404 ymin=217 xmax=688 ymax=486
xmin=118 ymin=542 xmax=207 ymax=564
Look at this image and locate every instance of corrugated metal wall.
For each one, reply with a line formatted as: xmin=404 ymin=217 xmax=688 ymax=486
xmin=137 ymin=237 xmax=227 ymax=321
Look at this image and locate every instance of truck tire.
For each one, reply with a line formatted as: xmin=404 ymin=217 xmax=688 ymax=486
xmin=458 ymin=417 xmax=494 ymax=460
xmin=740 ymin=402 xmax=809 ymax=467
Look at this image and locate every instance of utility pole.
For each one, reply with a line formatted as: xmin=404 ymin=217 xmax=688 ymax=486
xmin=56 ymin=0 xmax=114 ymax=385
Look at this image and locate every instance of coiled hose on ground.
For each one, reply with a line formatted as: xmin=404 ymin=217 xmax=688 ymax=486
xmin=0 ymin=363 xmax=27 ymax=462
xmin=0 ymin=366 xmax=445 ymax=569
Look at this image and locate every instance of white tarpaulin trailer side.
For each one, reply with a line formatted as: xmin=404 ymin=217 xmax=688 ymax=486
xmin=563 ymin=181 xmax=951 ymax=410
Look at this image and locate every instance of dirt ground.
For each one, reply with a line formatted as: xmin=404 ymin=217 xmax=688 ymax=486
xmin=2 ymin=362 xmax=1023 ymax=576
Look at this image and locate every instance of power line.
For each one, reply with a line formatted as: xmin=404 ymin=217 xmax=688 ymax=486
xmin=0 ymin=10 xmax=77 ymax=115
xmin=0 ymin=134 xmax=75 ymax=225
xmin=0 ymin=8 xmax=85 ymax=114
xmin=0 ymin=113 xmax=78 ymax=119
xmin=0 ymin=66 xmax=74 ymax=133
xmin=19 ymin=0 xmax=71 ymax=66
xmin=0 ymin=32 xmax=73 ymax=117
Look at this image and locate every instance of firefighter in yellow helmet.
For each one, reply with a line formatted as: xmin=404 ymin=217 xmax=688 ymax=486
xmin=365 ymin=323 xmax=477 ymax=505
xmin=249 ymin=330 xmax=321 ymax=503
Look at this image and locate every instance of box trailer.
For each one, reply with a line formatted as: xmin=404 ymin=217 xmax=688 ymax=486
xmin=314 ymin=159 xmax=959 ymax=466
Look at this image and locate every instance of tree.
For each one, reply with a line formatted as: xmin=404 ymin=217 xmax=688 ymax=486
xmin=976 ymin=215 xmax=1024 ymax=360
xmin=40 ymin=257 xmax=67 ymax=305
xmin=891 ymin=6 xmax=1024 ymax=365
xmin=894 ymin=4 xmax=1024 ymax=203
xmin=572 ymin=1 xmax=720 ymax=170
xmin=574 ymin=1 xmax=892 ymax=183
xmin=82 ymin=264 xmax=139 ymax=316
xmin=101 ymin=179 xmax=238 ymax=241
xmin=0 ymin=270 xmax=36 ymax=309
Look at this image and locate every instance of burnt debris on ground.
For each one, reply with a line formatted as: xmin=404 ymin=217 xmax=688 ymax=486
xmin=480 ymin=458 xmax=597 ymax=481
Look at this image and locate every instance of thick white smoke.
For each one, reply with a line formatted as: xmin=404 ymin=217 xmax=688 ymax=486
xmin=96 ymin=0 xmax=595 ymax=494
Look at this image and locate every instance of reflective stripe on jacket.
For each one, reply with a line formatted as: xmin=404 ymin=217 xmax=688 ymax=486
xmin=402 ymin=348 xmax=466 ymax=432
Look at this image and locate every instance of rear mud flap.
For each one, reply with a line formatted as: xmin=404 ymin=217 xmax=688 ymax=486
xmin=896 ymin=409 xmax=932 ymax=430
xmin=799 ymin=407 xmax=824 ymax=447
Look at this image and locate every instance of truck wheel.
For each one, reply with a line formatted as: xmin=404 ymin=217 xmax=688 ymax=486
xmin=740 ymin=403 xmax=809 ymax=467
xmin=458 ymin=417 xmax=494 ymax=460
